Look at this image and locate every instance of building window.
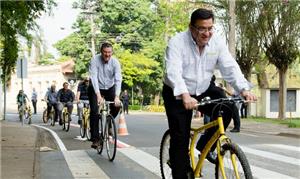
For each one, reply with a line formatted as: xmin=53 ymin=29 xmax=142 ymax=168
xmin=270 ymin=90 xmax=296 ymax=112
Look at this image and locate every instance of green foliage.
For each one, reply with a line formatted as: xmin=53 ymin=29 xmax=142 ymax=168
xmin=0 ymin=0 xmax=56 ymax=83
xmin=54 ymin=33 xmax=92 ymax=78
xmin=144 ymin=105 xmax=165 ymax=112
xmin=38 ymin=52 xmax=55 ymax=65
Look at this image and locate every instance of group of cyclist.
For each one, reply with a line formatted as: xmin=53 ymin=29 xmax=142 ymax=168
xmin=15 ymin=7 xmax=258 ymax=178
xmin=43 ymin=82 xmax=75 ymax=125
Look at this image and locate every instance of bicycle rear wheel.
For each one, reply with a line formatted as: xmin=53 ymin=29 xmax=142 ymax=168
xmin=159 ymin=129 xmax=172 ymax=179
xmin=215 ymin=142 xmax=253 ymax=179
xmin=105 ymin=115 xmax=117 ymax=161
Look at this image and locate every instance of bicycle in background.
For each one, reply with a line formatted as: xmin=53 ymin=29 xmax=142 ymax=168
xmin=78 ymin=100 xmax=91 ymax=140
xmin=160 ymin=97 xmax=253 ymax=179
xmin=42 ymin=99 xmax=55 ymax=126
xmin=18 ymin=103 xmax=32 ymax=125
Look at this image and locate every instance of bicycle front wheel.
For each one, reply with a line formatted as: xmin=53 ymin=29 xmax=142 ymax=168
xmin=159 ymin=129 xmax=172 ymax=179
xmin=43 ymin=109 xmax=48 ymax=123
xmin=65 ymin=113 xmax=70 ymax=132
xmin=105 ymin=115 xmax=117 ymax=161
xmin=80 ymin=113 xmax=86 ymax=138
xmin=215 ymin=142 xmax=253 ymax=179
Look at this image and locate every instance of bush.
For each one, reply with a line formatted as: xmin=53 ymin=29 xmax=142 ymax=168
xmin=144 ymin=105 xmax=165 ymax=112
xmin=129 ymin=105 xmax=142 ymax=110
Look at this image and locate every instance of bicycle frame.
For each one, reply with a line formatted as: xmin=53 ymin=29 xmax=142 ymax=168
xmin=190 ymin=115 xmax=230 ymax=178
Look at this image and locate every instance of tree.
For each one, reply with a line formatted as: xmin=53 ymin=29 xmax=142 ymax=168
xmin=0 ymin=1 xmax=56 ymax=83
xmin=257 ymin=1 xmax=300 ymax=119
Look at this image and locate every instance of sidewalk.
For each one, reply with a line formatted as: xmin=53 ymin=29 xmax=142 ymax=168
xmin=1 ymin=120 xmax=58 ymax=179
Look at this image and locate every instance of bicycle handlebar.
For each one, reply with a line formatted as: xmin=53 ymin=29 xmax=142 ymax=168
xmin=197 ymin=97 xmax=244 ymax=107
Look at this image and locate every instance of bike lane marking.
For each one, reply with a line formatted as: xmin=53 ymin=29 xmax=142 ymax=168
xmin=118 ymin=147 xmax=161 ymax=177
xmin=240 ymin=145 xmax=300 ymax=166
xmin=264 ymin=144 xmax=300 ymax=152
xmin=63 ymin=150 xmax=109 ymax=179
xmin=33 ymin=124 xmax=110 ymax=178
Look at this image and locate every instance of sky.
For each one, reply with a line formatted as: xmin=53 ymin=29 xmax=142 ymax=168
xmin=37 ymin=0 xmax=80 ymax=58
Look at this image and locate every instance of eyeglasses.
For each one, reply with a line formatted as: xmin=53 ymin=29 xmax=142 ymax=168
xmin=191 ymin=25 xmax=214 ymax=34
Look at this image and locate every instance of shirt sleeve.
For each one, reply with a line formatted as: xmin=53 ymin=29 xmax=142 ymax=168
xmin=217 ymin=41 xmax=253 ymax=93
xmin=114 ymin=59 xmax=122 ymax=96
xmin=164 ymin=38 xmax=189 ymax=96
xmin=89 ymin=56 xmax=100 ymax=94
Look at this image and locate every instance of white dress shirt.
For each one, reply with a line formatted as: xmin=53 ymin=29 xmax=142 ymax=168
xmin=164 ymin=30 xmax=252 ymax=97
xmin=89 ymin=54 xmax=122 ymax=96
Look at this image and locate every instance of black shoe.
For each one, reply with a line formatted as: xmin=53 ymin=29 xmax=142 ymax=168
xmin=78 ymin=120 xmax=82 ymax=125
xmin=230 ymin=128 xmax=240 ymax=133
xmin=59 ymin=120 xmax=63 ymax=125
xmin=199 ymin=151 xmax=217 ymax=164
xmin=91 ymin=140 xmax=102 ymax=149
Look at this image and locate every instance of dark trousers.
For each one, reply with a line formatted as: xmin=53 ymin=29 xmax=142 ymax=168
xmin=163 ymin=84 xmax=233 ymax=179
xmin=47 ymin=102 xmax=59 ymax=121
xmin=231 ymin=104 xmax=241 ymax=129
xmin=88 ymin=84 xmax=119 ymax=142
xmin=240 ymin=102 xmax=248 ymax=118
xmin=32 ymin=100 xmax=37 ymax=114
xmin=123 ymin=102 xmax=129 ymax=114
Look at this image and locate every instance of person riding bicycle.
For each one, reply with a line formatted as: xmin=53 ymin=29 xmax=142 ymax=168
xmin=44 ymin=85 xmax=59 ymax=123
xmin=162 ymin=8 xmax=256 ymax=179
xmin=16 ymin=90 xmax=30 ymax=111
xmin=76 ymin=77 xmax=89 ymax=125
xmin=57 ymin=82 xmax=75 ymax=125
xmin=88 ymin=42 xmax=122 ymax=149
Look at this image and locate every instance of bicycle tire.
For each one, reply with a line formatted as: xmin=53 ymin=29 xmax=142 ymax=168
xmin=43 ymin=109 xmax=48 ymax=123
xmin=62 ymin=112 xmax=66 ymax=130
xmin=105 ymin=115 xmax=117 ymax=161
xmin=97 ymin=115 xmax=104 ymax=154
xmin=50 ymin=111 xmax=55 ymax=126
xmin=159 ymin=129 xmax=172 ymax=179
xmin=65 ymin=112 xmax=70 ymax=132
xmin=80 ymin=112 xmax=85 ymax=138
xmin=86 ymin=115 xmax=91 ymax=140
xmin=215 ymin=142 xmax=253 ymax=179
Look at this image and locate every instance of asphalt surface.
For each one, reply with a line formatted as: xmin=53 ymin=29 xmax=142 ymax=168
xmin=1 ymin=111 xmax=300 ymax=179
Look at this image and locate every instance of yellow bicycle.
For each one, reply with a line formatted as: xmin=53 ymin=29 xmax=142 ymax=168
xmin=79 ymin=100 xmax=91 ymax=140
xmin=18 ymin=103 xmax=32 ymax=124
xmin=62 ymin=106 xmax=71 ymax=132
xmin=160 ymin=97 xmax=253 ymax=179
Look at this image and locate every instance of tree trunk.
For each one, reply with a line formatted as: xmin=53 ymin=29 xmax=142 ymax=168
xmin=257 ymin=71 xmax=269 ymax=88
xmin=154 ymin=91 xmax=160 ymax=106
xmin=278 ymin=69 xmax=287 ymax=119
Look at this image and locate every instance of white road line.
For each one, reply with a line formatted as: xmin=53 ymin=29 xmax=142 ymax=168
xmin=251 ymin=165 xmax=297 ymax=179
xmin=63 ymin=150 xmax=109 ymax=179
xmin=264 ymin=144 xmax=300 ymax=152
xmin=119 ymin=147 xmax=161 ymax=177
xmin=32 ymin=124 xmax=67 ymax=151
xmin=241 ymin=146 xmax=300 ymax=166
xmin=240 ymin=133 xmax=259 ymax=137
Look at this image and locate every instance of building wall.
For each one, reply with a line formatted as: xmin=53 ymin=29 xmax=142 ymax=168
xmin=263 ymin=89 xmax=300 ymax=118
xmin=7 ymin=63 xmax=77 ymax=112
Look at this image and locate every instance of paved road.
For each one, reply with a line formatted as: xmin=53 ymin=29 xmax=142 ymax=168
xmin=2 ymin=111 xmax=300 ymax=179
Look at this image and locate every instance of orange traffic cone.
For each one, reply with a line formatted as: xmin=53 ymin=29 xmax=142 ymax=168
xmin=118 ymin=113 xmax=129 ymax=136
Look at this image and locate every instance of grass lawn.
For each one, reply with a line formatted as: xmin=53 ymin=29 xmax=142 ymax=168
xmin=244 ymin=117 xmax=300 ymax=128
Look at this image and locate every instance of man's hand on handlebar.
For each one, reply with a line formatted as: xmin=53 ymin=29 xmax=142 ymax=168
xmin=114 ymin=96 xmax=121 ymax=107
xmin=241 ymin=90 xmax=257 ymax=102
xmin=182 ymin=93 xmax=198 ymax=110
